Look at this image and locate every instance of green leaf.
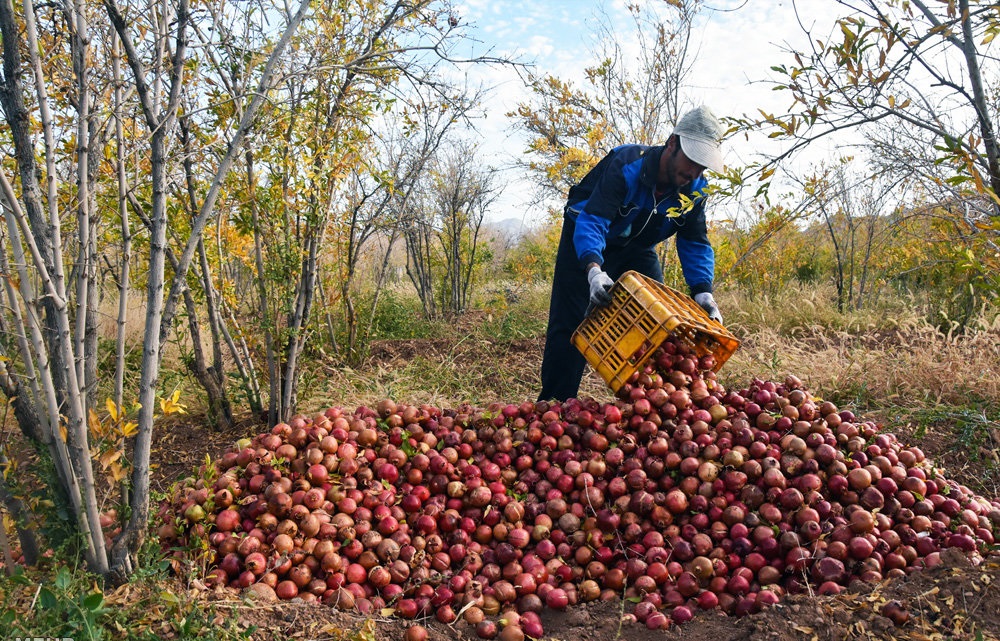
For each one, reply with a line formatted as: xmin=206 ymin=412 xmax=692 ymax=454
xmin=38 ymin=586 xmax=57 ymax=610
xmin=8 ymin=567 xmax=31 ymax=586
xmin=82 ymin=591 xmax=104 ymax=612
xmin=54 ymin=566 xmax=72 ymax=590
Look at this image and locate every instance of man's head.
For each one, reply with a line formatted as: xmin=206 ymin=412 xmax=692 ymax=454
xmin=673 ymin=106 xmax=725 ymax=174
xmin=657 ymin=106 xmax=725 ymax=191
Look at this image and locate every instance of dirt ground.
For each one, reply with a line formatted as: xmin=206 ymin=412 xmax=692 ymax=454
xmin=148 ymin=333 xmax=1000 ymax=641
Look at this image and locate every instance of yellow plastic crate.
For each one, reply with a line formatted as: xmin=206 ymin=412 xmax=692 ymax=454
xmin=571 ymin=271 xmax=740 ymax=393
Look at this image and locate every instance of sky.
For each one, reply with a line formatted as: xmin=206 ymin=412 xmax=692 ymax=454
xmin=447 ymin=0 xmax=850 ymax=227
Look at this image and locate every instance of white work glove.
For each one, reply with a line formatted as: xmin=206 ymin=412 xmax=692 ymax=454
xmin=587 ymin=266 xmax=615 ymax=306
xmin=694 ymin=292 xmax=723 ymax=324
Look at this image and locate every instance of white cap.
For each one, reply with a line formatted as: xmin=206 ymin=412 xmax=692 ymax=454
xmin=673 ymin=106 xmax=725 ymax=173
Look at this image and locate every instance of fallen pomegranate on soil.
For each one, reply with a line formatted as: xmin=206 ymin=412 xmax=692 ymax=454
xmin=159 ymin=337 xmax=1000 ymax=639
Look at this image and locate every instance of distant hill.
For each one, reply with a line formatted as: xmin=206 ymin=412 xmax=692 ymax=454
xmin=487 ymin=217 xmax=529 ymax=242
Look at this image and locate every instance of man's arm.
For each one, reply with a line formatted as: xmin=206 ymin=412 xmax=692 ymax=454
xmin=571 ymin=149 xmax=631 ymax=270
xmin=675 ymin=202 xmax=715 ymax=296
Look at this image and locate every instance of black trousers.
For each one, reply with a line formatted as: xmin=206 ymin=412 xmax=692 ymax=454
xmin=537 ymin=217 xmax=664 ymax=402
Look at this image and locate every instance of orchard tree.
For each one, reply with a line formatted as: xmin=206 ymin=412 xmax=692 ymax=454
xmin=430 ymin=140 xmax=501 ymax=315
xmin=0 ymin=0 xmax=309 ymax=580
xmin=749 ymin=0 xmax=1000 ymax=297
xmin=795 ymin=161 xmax=909 ymax=312
xmin=402 ymin=139 xmax=501 ymax=318
xmin=231 ymin=1 xmax=510 ymax=424
xmin=510 ymin=0 xmax=703 ymax=205
xmin=333 ymin=87 xmax=481 ymax=361
xmin=0 ymin=0 xmax=513 ymax=580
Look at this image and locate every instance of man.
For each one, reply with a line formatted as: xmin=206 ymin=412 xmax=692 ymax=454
xmin=537 ymin=105 xmax=725 ymax=402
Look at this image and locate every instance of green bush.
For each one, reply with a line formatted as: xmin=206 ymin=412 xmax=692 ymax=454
xmin=361 ymin=289 xmax=445 ymax=340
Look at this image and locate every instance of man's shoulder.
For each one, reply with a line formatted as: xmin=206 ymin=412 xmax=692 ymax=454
xmin=603 ymin=144 xmax=653 ymax=175
xmin=609 ymin=143 xmax=653 ymax=158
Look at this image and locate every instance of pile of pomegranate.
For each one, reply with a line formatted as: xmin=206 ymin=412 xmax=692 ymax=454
xmin=159 ymin=337 xmax=1000 ymax=639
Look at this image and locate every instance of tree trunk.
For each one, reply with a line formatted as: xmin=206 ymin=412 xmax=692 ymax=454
xmin=0 ymin=192 xmax=82 ymax=537
xmin=182 ymin=287 xmax=232 ymax=430
xmin=821 ymin=207 xmax=846 ymax=313
xmin=317 ymin=277 xmax=339 ymax=355
xmin=0 ymin=209 xmax=42 ymax=412
xmin=112 ymin=31 xmax=131 ymax=413
xmin=198 ymin=239 xmax=232 ymax=429
xmin=344 ymin=283 xmax=358 ymax=362
xmin=221 ymin=306 xmax=262 ymax=416
xmin=109 ymin=123 xmax=171 ymax=585
xmin=248 ymin=151 xmax=281 ymax=427
xmin=405 ymin=222 xmax=437 ymax=319
xmin=281 ymin=229 xmax=323 ymax=420
xmin=364 ymin=228 xmax=400 ymax=344
xmin=82 ymin=109 xmax=104 ymax=410
xmin=955 ymin=0 xmax=1000 ymax=201
xmin=461 ymin=213 xmax=483 ymax=311
xmin=1 ymin=0 xmax=107 ymax=574
xmin=180 ymin=116 xmax=232 ymax=431
xmin=71 ymin=0 xmax=92 ymax=399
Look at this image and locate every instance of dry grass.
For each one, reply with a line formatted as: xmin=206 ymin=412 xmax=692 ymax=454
xmin=717 ymin=284 xmax=1000 ymax=411
xmin=722 ymin=320 xmax=1000 ymax=409
xmin=95 ymin=290 xmax=149 ymax=345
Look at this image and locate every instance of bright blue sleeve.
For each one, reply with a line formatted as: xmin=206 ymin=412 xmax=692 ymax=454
xmin=675 ymin=197 xmax=715 ymax=295
xmin=573 ymin=211 xmax=612 ymax=268
xmin=676 ymin=234 xmax=715 ymax=295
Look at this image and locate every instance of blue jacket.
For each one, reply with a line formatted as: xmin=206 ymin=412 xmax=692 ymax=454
xmin=565 ymin=144 xmax=715 ymax=295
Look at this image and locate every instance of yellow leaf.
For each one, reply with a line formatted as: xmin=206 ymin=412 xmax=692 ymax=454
xmin=316 ymin=624 xmax=343 ymax=635
xmin=121 ymin=421 xmax=138 ymax=438
xmin=888 ymin=95 xmax=895 ymax=108
xmin=99 ymin=448 xmax=123 ymax=470
xmin=358 ymin=618 xmax=377 ymax=641
xmin=110 ymin=461 xmax=127 ymax=482
xmin=106 ymin=398 xmax=119 ymax=422
xmin=159 ymin=389 xmax=187 ymax=416
xmin=88 ymin=408 xmax=103 ymax=436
